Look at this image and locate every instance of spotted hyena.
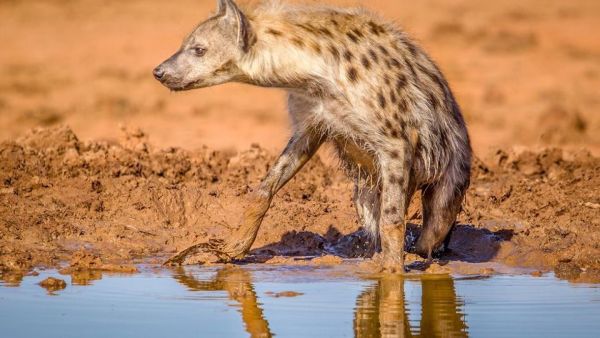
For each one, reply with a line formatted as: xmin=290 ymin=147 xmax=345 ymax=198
xmin=154 ymin=0 xmax=471 ymax=272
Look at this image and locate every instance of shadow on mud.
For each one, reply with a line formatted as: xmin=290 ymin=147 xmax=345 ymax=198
xmin=247 ymin=223 xmax=512 ymax=264
xmin=172 ymin=266 xmax=468 ymax=337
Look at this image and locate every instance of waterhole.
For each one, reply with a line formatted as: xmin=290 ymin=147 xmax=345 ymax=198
xmin=1 ymin=265 xmax=599 ymax=337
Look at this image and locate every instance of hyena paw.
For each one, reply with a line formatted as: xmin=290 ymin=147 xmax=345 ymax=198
xmin=372 ymin=252 xmax=407 ymax=274
xmin=164 ymin=239 xmax=232 ymax=266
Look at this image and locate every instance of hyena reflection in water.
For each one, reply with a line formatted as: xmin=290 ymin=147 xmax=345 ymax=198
xmin=173 ymin=267 xmax=273 ymax=337
xmin=155 ymin=0 xmax=472 ymax=272
xmin=173 ymin=267 xmax=467 ymax=338
xmin=354 ymin=276 xmax=468 ymax=337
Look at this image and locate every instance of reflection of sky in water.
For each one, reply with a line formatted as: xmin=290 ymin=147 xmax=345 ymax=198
xmin=0 ymin=266 xmax=599 ymax=338
xmin=457 ymin=275 xmax=600 ymax=337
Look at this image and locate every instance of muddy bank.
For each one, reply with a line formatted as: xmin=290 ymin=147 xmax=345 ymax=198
xmin=0 ymin=126 xmax=599 ymax=281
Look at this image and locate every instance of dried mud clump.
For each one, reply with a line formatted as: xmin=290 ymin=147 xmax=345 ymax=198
xmin=0 ymin=126 xmax=599 ymax=281
xmin=38 ymin=277 xmax=67 ymax=293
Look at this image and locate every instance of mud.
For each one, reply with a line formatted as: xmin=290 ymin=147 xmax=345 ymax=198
xmin=0 ymin=126 xmax=598 ymax=281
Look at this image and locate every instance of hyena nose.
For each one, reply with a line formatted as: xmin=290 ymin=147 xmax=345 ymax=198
xmin=153 ymin=67 xmax=165 ymax=80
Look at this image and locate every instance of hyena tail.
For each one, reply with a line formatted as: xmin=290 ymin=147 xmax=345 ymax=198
xmin=353 ymin=182 xmax=381 ymax=245
xmin=415 ymin=145 xmax=471 ymax=259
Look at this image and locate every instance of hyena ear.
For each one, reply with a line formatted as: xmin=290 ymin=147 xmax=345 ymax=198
xmin=216 ymin=0 xmax=255 ymax=53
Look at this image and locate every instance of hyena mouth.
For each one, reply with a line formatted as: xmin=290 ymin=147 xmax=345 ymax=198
xmin=167 ymin=79 xmax=202 ymax=92
xmin=169 ymin=85 xmax=188 ymax=92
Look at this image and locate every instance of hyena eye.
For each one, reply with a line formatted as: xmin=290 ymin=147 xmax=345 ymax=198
xmin=193 ymin=47 xmax=207 ymax=57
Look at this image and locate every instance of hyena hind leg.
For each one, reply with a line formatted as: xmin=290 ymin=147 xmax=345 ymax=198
xmin=415 ymin=173 xmax=469 ymax=260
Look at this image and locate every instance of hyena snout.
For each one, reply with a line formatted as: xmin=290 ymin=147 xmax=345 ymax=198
xmin=153 ymin=57 xmax=181 ymax=88
xmin=152 ymin=66 xmax=165 ymax=81
xmin=152 ymin=61 xmax=173 ymax=85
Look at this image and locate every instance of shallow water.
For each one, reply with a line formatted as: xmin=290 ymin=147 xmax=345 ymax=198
xmin=1 ymin=265 xmax=599 ymax=338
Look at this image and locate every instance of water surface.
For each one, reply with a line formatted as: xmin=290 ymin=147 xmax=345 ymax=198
xmin=1 ymin=265 xmax=599 ymax=338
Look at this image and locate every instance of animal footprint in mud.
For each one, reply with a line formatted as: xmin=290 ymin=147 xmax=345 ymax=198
xmin=164 ymin=239 xmax=232 ymax=266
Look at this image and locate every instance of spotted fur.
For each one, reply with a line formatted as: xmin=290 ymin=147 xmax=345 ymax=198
xmin=154 ymin=0 xmax=472 ymax=271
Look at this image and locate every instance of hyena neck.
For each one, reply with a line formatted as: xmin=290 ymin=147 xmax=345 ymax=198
xmin=236 ymin=17 xmax=333 ymax=95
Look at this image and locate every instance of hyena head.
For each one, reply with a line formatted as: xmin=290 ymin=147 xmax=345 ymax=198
xmin=153 ymin=0 xmax=253 ymax=91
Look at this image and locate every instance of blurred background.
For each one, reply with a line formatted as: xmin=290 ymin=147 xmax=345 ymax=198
xmin=1 ymin=0 xmax=599 ymax=156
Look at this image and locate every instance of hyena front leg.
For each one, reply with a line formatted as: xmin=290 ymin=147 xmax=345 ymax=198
xmin=378 ymin=149 xmax=413 ymax=273
xmin=223 ymin=129 xmax=323 ymax=259
xmin=165 ymin=130 xmax=321 ymax=265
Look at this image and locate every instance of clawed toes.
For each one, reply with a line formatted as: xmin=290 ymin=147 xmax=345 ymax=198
xmin=163 ymin=239 xmax=232 ymax=266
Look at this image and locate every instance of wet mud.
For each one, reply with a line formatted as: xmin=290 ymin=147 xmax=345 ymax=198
xmin=0 ymin=126 xmax=598 ymax=281
xmin=38 ymin=276 xmax=67 ymax=294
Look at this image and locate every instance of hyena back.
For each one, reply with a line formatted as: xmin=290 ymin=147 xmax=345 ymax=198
xmin=154 ymin=0 xmax=472 ymax=272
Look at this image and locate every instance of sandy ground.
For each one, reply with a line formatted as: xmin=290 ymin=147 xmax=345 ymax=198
xmin=0 ymin=0 xmax=599 ymax=282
